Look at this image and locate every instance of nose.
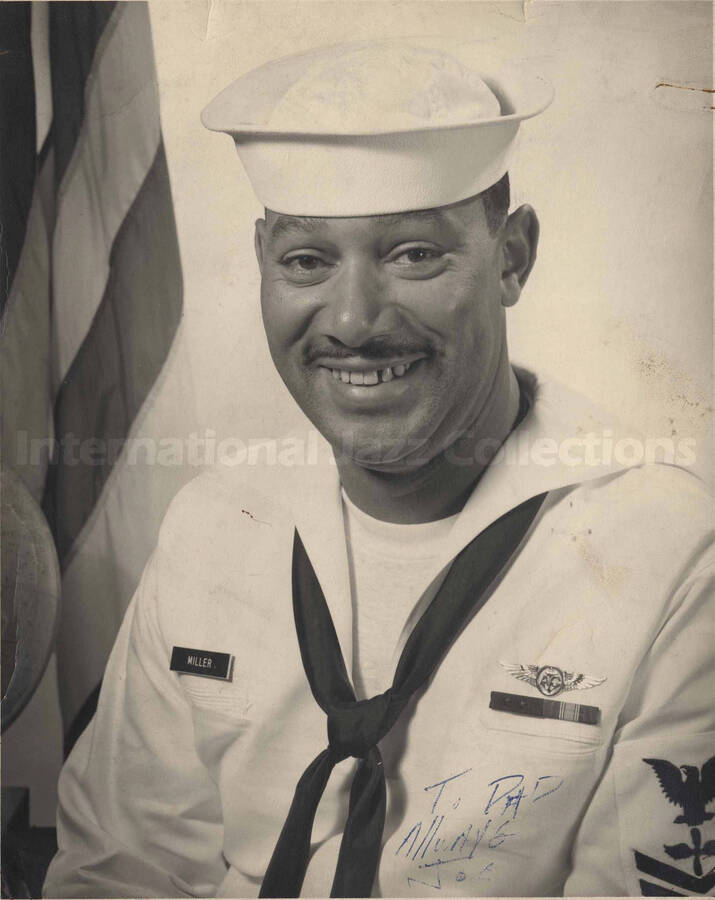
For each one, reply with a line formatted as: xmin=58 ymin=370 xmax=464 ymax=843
xmin=324 ymin=257 xmax=385 ymax=348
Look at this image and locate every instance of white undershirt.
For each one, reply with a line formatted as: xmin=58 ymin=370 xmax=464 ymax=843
xmin=341 ymin=490 xmax=458 ymax=699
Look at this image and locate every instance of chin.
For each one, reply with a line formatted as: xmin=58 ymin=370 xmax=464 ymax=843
xmin=327 ymin=425 xmax=433 ymax=471
xmin=297 ymin=389 xmax=446 ymax=469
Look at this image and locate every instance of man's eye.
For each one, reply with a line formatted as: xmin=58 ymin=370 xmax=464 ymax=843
xmin=386 ymin=244 xmax=447 ymax=279
xmin=292 ymin=255 xmax=321 ymax=270
xmin=281 ymin=253 xmax=331 ymax=280
xmin=406 ymin=248 xmax=436 ymax=263
xmin=392 ymin=246 xmax=442 ymax=265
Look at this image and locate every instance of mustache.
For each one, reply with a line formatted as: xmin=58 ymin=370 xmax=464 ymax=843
xmin=304 ymin=335 xmax=432 ymax=365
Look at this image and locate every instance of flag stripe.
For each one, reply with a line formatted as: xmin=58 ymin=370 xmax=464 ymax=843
xmin=44 ymin=140 xmax=183 ymax=563
xmin=48 ymin=1 xmax=116 ymax=188
xmin=0 ymin=150 xmax=55 ymax=504
xmin=31 ymin=1 xmax=53 ymax=155
xmin=50 ymin=2 xmax=160 ymax=386
xmin=0 ymin=2 xmax=35 ymax=314
xmin=62 ymin=682 xmax=102 ymax=760
xmin=57 ymin=320 xmax=193 ymax=727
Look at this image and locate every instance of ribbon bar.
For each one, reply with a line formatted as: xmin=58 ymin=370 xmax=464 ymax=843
xmin=490 ymin=690 xmax=600 ymax=725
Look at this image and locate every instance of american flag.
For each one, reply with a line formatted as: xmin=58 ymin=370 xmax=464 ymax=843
xmin=1 ymin=1 xmax=186 ymax=752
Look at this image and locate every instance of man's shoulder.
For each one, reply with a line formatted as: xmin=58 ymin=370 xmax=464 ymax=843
xmin=525 ymin=371 xmax=711 ymax=540
xmin=158 ymin=454 xmax=295 ymax=549
xmin=155 ymin=430 xmax=336 ymax=557
xmin=145 ymin=456 xmax=302 ymax=629
xmin=569 ymin=463 xmax=713 ymax=577
xmin=584 ymin=462 xmax=711 ymax=527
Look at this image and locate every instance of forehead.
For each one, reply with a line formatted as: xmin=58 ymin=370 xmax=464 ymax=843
xmin=265 ymin=197 xmax=486 ymax=242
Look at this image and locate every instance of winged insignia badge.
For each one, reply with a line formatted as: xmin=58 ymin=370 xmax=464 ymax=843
xmin=500 ymin=662 xmax=606 ymax=697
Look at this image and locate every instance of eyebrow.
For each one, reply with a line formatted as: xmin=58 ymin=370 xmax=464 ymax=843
xmin=269 ymin=208 xmax=452 ymax=239
xmin=269 ymin=216 xmax=325 ymax=239
xmin=378 ymin=209 xmax=451 ymax=230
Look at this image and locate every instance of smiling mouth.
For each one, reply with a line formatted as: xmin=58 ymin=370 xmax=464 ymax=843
xmin=323 ymin=361 xmax=418 ymax=386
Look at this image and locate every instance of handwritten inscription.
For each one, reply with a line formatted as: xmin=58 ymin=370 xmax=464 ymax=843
xmin=395 ymin=769 xmax=565 ymax=890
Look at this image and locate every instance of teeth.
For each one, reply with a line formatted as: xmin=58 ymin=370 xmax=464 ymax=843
xmin=329 ymin=361 xmax=417 ymax=384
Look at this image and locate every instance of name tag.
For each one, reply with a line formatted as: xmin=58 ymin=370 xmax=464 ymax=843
xmin=489 ymin=690 xmax=600 ymax=726
xmin=170 ymin=646 xmax=233 ymax=681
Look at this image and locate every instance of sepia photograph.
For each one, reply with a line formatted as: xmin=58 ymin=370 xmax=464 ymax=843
xmin=1 ymin=1 xmax=713 ymax=897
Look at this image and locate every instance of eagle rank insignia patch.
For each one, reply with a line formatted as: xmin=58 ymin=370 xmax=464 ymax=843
xmin=633 ymin=754 xmax=715 ymax=894
xmin=500 ymin=661 xmax=606 ymax=697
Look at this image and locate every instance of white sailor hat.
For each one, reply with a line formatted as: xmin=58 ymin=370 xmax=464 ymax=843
xmin=201 ymin=41 xmax=553 ymax=217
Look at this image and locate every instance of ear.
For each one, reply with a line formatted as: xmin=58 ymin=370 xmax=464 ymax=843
xmin=254 ymin=217 xmax=267 ymax=274
xmin=499 ymin=204 xmax=539 ymax=308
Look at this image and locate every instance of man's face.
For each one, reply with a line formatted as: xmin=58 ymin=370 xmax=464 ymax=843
xmin=255 ymin=197 xmax=513 ymax=470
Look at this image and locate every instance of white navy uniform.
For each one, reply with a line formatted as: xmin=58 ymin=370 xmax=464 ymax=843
xmin=44 ymin=375 xmax=714 ymax=898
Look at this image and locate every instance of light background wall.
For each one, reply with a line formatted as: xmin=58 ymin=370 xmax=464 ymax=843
xmin=4 ymin=0 xmax=712 ymax=826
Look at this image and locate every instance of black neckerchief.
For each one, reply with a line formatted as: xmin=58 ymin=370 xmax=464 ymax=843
xmin=260 ymin=415 xmax=546 ymax=897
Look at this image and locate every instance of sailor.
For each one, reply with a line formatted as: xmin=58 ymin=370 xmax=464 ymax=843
xmin=45 ymin=42 xmax=713 ymax=898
